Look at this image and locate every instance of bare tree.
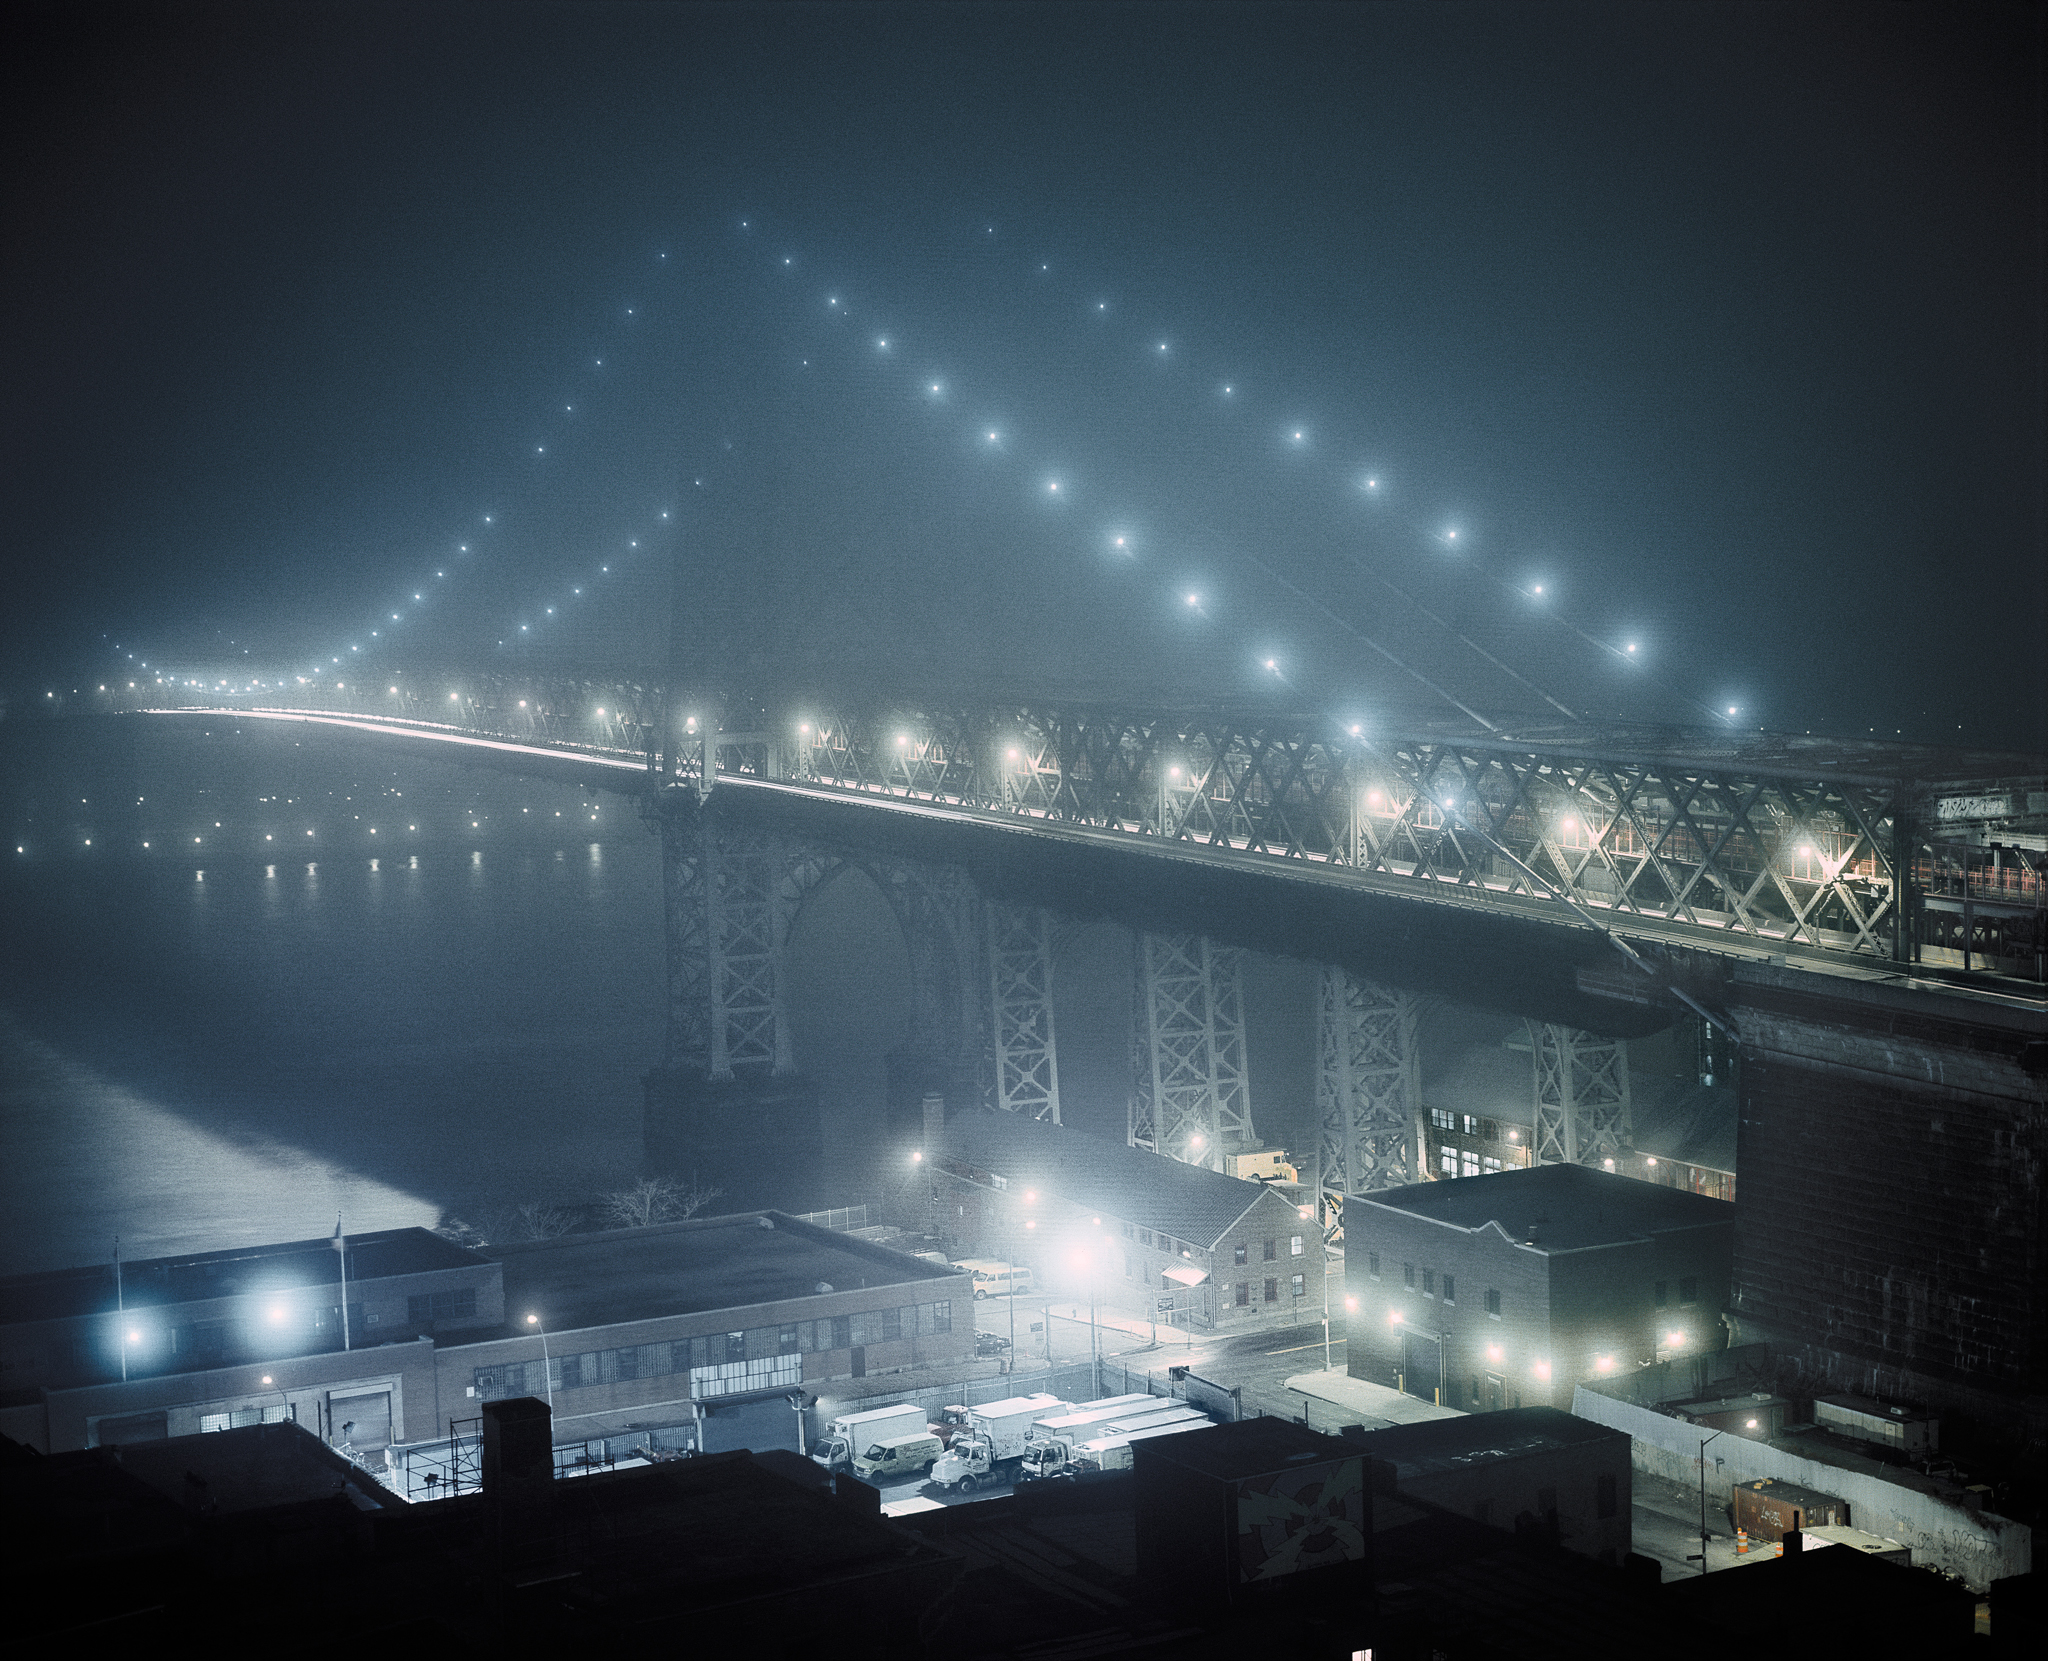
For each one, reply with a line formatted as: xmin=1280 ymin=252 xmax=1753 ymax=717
xmin=432 ymin=1216 xmax=488 ymax=1248
xmin=598 ymin=1175 xmax=723 ymax=1231
xmin=514 ymin=1200 xmax=580 ymax=1240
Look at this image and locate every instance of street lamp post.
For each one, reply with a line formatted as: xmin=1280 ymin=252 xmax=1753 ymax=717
xmin=526 ymin=1313 xmax=554 ymax=1411
xmin=1697 ymin=1428 xmax=1726 ymax=1575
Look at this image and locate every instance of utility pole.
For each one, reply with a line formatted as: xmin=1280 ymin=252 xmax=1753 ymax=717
xmin=1697 ymin=1429 xmax=1726 ymax=1575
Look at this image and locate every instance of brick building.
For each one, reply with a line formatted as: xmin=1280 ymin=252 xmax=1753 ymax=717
xmin=0 ymin=1213 xmax=970 ymax=1455
xmin=929 ymin=1109 xmax=1316 ymax=1330
xmin=1344 ymin=1163 xmax=1733 ymax=1411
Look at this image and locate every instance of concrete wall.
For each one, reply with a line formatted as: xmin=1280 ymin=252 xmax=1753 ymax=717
xmin=1570 ymin=1384 xmax=2031 ymax=1591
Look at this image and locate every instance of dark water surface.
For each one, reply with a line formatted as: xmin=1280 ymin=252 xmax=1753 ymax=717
xmin=1 ymin=715 xmax=1327 ymax=1278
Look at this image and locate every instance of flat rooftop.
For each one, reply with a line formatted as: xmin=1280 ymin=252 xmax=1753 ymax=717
xmin=1345 ymin=1406 xmax=1624 ymax=1481
xmin=0 ymin=1227 xmax=486 ymax=1325
xmin=483 ymin=1210 xmax=963 ymax=1336
xmin=1351 ymin=1162 xmax=1732 ymax=1251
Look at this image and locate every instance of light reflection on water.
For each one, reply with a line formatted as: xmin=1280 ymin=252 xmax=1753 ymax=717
xmin=1 ymin=834 xmax=665 ymax=1277
xmin=0 ymin=1015 xmax=440 ymax=1273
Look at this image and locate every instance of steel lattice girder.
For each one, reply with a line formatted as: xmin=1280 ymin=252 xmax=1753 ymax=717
xmin=777 ymin=703 xmax=1966 ymax=971
xmin=1527 ymin=1021 xmax=1632 ymax=1166
xmin=986 ymin=904 xmax=1062 ymax=1122
xmin=1128 ymin=933 xmax=1256 ymax=1169
xmin=1316 ymin=969 xmax=1420 ymax=1194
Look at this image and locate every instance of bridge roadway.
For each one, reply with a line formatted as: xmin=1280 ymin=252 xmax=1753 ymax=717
xmin=141 ymin=700 xmax=2048 ymax=1035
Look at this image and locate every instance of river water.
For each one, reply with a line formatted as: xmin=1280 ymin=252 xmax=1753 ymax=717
xmin=0 ymin=714 xmax=1322 ymax=1279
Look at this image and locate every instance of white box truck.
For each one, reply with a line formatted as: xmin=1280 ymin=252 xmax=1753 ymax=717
xmin=812 ymin=1402 xmax=928 ymax=1473
xmin=929 ymin=1392 xmax=1070 ymax=1492
xmin=1018 ymin=1402 xmax=1213 ymax=1483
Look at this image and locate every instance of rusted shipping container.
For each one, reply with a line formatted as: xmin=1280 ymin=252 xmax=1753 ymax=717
xmin=1732 ymin=1477 xmax=1849 ymax=1541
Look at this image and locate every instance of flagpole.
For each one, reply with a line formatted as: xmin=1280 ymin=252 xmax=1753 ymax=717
xmin=114 ymin=1236 xmax=126 ymax=1382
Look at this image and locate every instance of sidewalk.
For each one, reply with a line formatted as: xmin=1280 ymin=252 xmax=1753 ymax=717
xmin=1284 ymin=1368 xmax=1464 ymax=1429
xmin=1041 ymin=1301 xmax=1200 ymax=1351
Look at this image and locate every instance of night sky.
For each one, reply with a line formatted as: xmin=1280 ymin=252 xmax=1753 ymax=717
xmin=5 ymin=1 xmax=2043 ymax=751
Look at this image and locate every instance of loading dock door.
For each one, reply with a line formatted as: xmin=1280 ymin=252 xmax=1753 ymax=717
xmin=331 ymin=1389 xmax=392 ymax=1451
xmin=1401 ymin=1332 xmax=1442 ymax=1402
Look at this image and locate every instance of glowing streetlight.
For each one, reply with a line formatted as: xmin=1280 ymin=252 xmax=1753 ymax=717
xmin=525 ymin=1313 xmax=554 ymax=1410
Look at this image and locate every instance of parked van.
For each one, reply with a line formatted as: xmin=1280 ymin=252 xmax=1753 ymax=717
xmin=953 ymin=1259 xmax=1034 ymax=1300
xmin=850 ymin=1432 xmax=944 ymax=1483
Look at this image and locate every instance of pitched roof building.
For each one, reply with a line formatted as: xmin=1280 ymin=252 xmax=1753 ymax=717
xmin=930 ymin=1110 xmax=1323 ymax=1330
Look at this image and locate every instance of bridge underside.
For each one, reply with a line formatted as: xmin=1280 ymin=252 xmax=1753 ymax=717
xmin=699 ymin=780 xmax=1679 ymax=1037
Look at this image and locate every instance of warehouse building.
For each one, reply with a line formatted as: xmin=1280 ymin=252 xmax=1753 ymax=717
xmin=1344 ymin=1163 xmax=1733 ymax=1411
xmin=929 ymin=1108 xmax=1315 ymax=1330
xmin=0 ymin=1213 xmax=970 ymax=1455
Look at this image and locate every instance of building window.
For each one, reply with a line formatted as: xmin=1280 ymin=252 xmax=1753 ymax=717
xmin=1430 ymin=1107 xmax=1456 ymax=1132
xmin=1122 ymin=1222 xmax=1134 ymax=1238
xmin=1483 ymin=1156 xmax=1502 ymax=1173
xmin=1480 ymin=1118 xmax=1499 ymax=1143
xmin=1263 ymin=1238 xmax=1277 ymax=1262
xmin=1461 ymin=1150 xmax=1480 ymax=1177
xmin=1680 ymin=1278 xmax=1698 ymax=1307
xmin=1235 ymin=1282 xmax=1249 ymax=1307
xmin=408 ymin=1287 xmax=478 ymax=1328
xmin=1486 ymin=1288 xmax=1501 ymax=1317
xmin=931 ymin=1301 xmax=951 ymax=1334
xmin=1597 ymin=1473 xmax=1617 ymax=1519
xmin=1140 ymin=1229 xmax=1154 ymax=1247
xmin=1462 ymin=1114 xmax=1479 ymax=1136
xmin=882 ymin=1308 xmax=902 ymax=1342
xmin=778 ymin=1324 xmax=801 ymax=1355
xmin=1264 ymin=1278 xmax=1278 ymax=1303
xmin=1290 ymin=1235 xmax=1304 ymax=1257
xmin=1442 ymin=1275 xmax=1455 ymax=1305
xmin=1234 ymin=1243 xmax=1248 ymax=1266
xmin=1404 ymin=1263 xmax=1416 ymax=1289
xmin=1470 ymin=1377 xmax=1481 ymax=1406
xmin=1291 ymin=1274 xmax=1306 ymax=1298
xmin=830 ymin=1315 xmax=852 ymax=1350
xmin=1440 ymin=1147 xmax=1458 ymax=1177
xmin=1423 ymin=1269 xmax=1435 ymax=1296
xmin=1368 ymin=1252 xmax=1380 ymax=1279
xmin=1654 ymin=1280 xmax=1668 ymax=1309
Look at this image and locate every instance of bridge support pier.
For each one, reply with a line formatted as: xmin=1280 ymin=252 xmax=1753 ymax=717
xmin=1128 ymin=933 xmax=1257 ymax=1170
xmin=986 ymin=904 xmax=1061 ymax=1123
xmin=1316 ymin=969 xmax=1421 ymax=1194
xmin=1526 ymin=1022 xmax=1633 ymax=1167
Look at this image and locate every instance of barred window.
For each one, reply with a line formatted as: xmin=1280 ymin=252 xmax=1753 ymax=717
xmin=778 ymin=1324 xmax=801 ymax=1355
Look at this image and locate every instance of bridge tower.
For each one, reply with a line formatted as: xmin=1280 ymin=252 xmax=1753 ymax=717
xmin=1526 ymin=1021 xmax=1633 ymax=1167
xmin=1128 ymin=933 xmax=1256 ymax=1170
xmin=985 ymin=904 xmax=1061 ymax=1122
xmin=1316 ymin=969 xmax=1422 ymax=1195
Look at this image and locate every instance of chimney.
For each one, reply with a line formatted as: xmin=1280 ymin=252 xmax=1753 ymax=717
xmin=482 ymin=1396 xmax=555 ymax=1555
